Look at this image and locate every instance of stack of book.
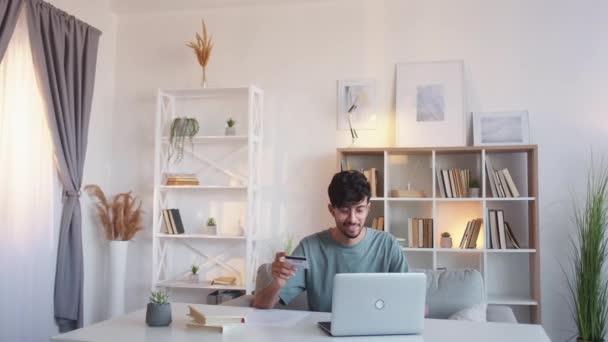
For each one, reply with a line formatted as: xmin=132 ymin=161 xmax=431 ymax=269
xmin=161 ymin=208 xmax=185 ymax=234
xmin=436 ymin=168 xmax=472 ymax=198
xmin=485 ymin=157 xmax=520 ymax=197
xmin=371 ymin=216 xmax=385 ymax=231
xmin=459 ymin=218 xmax=483 ymax=249
xmin=211 ymin=276 xmax=237 ymax=286
xmin=165 ymin=173 xmax=200 ymax=186
xmin=186 ymin=305 xmax=246 ymax=333
xmin=487 ymin=210 xmax=520 ymax=249
xmin=407 ymin=218 xmax=433 ymax=248
xmin=361 ymin=168 xmax=379 ymax=197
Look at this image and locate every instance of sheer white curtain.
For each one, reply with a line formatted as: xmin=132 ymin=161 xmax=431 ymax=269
xmin=0 ymin=8 xmax=57 ymax=342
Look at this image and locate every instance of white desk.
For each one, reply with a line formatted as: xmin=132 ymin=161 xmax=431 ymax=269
xmin=52 ymin=303 xmax=550 ymax=342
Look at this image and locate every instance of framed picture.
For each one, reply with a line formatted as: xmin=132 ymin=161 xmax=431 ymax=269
xmin=396 ymin=61 xmax=465 ymax=147
xmin=337 ymin=79 xmax=377 ymax=130
xmin=473 ymin=111 xmax=530 ymax=146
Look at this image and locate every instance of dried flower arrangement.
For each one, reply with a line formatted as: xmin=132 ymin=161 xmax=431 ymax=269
xmin=84 ymin=185 xmax=144 ymax=241
xmin=186 ymin=19 xmax=214 ymax=87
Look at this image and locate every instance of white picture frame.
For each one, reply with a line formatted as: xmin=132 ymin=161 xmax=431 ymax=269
xmin=396 ymin=61 xmax=465 ymax=147
xmin=473 ymin=111 xmax=530 ymax=146
xmin=337 ymin=79 xmax=377 ymax=130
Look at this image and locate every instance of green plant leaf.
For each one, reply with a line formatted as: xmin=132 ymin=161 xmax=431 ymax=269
xmin=566 ymin=157 xmax=608 ymax=341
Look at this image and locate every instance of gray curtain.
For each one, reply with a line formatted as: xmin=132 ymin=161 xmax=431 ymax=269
xmin=26 ymin=0 xmax=101 ymax=332
xmin=0 ymin=0 xmax=22 ymax=61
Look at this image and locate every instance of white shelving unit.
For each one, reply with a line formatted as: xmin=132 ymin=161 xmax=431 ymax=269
xmin=152 ymin=86 xmax=263 ymax=295
xmin=338 ymin=145 xmax=540 ymax=324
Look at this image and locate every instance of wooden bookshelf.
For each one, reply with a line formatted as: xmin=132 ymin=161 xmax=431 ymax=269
xmin=338 ymin=145 xmax=540 ymax=324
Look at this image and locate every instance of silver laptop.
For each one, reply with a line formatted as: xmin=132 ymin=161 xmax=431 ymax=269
xmin=318 ymin=273 xmax=426 ymax=337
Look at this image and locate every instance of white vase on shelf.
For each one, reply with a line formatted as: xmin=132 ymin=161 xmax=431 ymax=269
xmin=108 ymin=240 xmax=129 ymax=318
xmin=186 ymin=273 xmax=200 ymax=283
xmin=469 ymin=187 xmax=480 ymax=197
xmin=204 ymin=224 xmax=217 ymax=235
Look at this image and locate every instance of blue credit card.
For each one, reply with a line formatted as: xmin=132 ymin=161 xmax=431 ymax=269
xmin=285 ymin=255 xmax=309 ymax=270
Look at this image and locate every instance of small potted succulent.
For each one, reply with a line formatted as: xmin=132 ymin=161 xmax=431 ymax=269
xmin=440 ymin=232 xmax=453 ymax=248
xmin=469 ymin=179 xmax=480 ymax=198
xmin=205 ymin=217 xmax=217 ymax=235
xmin=187 ymin=264 xmax=200 ymax=282
xmin=145 ymin=291 xmax=172 ymax=327
xmin=225 ymin=118 xmax=236 ymax=136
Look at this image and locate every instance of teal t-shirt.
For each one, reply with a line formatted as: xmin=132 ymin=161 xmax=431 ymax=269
xmin=279 ymin=228 xmax=408 ymax=312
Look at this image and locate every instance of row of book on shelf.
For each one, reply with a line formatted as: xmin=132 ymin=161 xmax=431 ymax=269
xmin=371 ymin=216 xmax=385 ymax=230
xmin=161 ymin=208 xmax=185 ymax=234
xmin=361 ymin=168 xmax=380 ymax=197
xmin=164 ymin=173 xmax=200 ymax=186
xmin=406 ymin=218 xmax=434 ymax=248
xmin=459 ymin=211 xmax=521 ymax=249
xmin=437 ymin=168 xmax=472 ymax=198
xmin=488 ymin=209 xmax=520 ymax=249
xmin=485 ymin=157 xmax=520 ymax=197
xmin=459 ymin=218 xmax=483 ymax=248
xmin=340 ymin=162 xmax=381 ymax=198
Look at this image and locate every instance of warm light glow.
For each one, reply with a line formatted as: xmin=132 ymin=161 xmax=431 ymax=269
xmin=0 ymin=10 xmax=54 ymax=251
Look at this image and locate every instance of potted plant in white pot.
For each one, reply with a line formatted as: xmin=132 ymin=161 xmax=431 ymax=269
xmin=440 ymin=232 xmax=453 ymax=248
xmin=205 ymin=217 xmax=217 ymax=235
xmin=469 ymin=179 xmax=480 ymax=198
xmin=145 ymin=291 xmax=172 ymax=327
xmin=225 ymin=118 xmax=236 ymax=136
xmin=187 ymin=264 xmax=200 ymax=282
xmin=84 ymin=185 xmax=143 ymax=318
xmin=566 ymin=162 xmax=608 ymax=342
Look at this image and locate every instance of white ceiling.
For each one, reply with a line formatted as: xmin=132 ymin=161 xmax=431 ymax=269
xmin=110 ymin=0 xmax=327 ymax=14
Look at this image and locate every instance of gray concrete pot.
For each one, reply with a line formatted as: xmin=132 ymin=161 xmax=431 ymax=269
xmin=145 ymin=303 xmax=172 ymax=327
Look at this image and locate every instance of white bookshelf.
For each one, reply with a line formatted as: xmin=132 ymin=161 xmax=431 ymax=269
xmin=152 ymin=86 xmax=264 ymax=296
xmin=338 ymin=145 xmax=540 ymax=324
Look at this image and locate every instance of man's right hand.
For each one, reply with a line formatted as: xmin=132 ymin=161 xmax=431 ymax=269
xmin=271 ymin=252 xmax=297 ymax=288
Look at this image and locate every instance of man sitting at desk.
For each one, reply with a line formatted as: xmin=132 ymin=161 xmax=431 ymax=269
xmin=253 ymin=170 xmax=409 ymax=312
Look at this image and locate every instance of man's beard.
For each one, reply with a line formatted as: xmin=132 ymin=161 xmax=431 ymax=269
xmin=338 ymin=222 xmax=363 ymax=239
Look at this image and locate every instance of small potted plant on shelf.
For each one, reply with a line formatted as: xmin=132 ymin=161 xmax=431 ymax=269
xmin=205 ymin=217 xmax=217 ymax=235
xmin=145 ymin=291 xmax=172 ymax=327
xmin=440 ymin=232 xmax=453 ymax=248
xmin=225 ymin=118 xmax=236 ymax=136
xmin=187 ymin=264 xmax=200 ymax=282
xmin=168 ymin=117 xmax=199 ymax=164
xmin=469 ymin=179 xmax=480 ymax=198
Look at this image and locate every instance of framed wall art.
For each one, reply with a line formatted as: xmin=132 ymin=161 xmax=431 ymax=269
xmin=337 ymin=79 xmax=377 ymax=130
xmin=396 ymin=61 xmax=465 ymax=147
xmin=473 ymin=111 xmax=530 ymax=146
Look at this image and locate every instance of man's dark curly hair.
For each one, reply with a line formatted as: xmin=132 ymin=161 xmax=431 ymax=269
xmin=327 ymin=170 xmax=371 ymax=208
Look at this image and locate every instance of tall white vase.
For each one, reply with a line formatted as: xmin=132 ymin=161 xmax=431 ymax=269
xmin=108 ymin=240 xmax=129 ymax=318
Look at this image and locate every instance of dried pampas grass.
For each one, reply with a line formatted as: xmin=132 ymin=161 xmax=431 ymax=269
xmin=186 ymin=19 xmax=214 ymax=68
xmin=84 ymin=185 xmax=143 ymax=241
xmin=186 ymin=19 xmax=214 ymax=82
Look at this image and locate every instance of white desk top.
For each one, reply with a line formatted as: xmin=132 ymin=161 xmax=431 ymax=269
xmin=52 ymin=303 xmax=550 ymax=342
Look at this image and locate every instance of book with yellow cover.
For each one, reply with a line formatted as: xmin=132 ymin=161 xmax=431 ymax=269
xmin=186 ymin=305 xmax=245 ymax=333
xmin=211 ymin=276 xmax=237 ymax=286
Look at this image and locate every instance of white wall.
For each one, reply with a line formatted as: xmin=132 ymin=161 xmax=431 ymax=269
xmin=47 ymin=0 xmax=118 ymax=326
xmin=109 ymin=0 xmax=608 ymax=340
